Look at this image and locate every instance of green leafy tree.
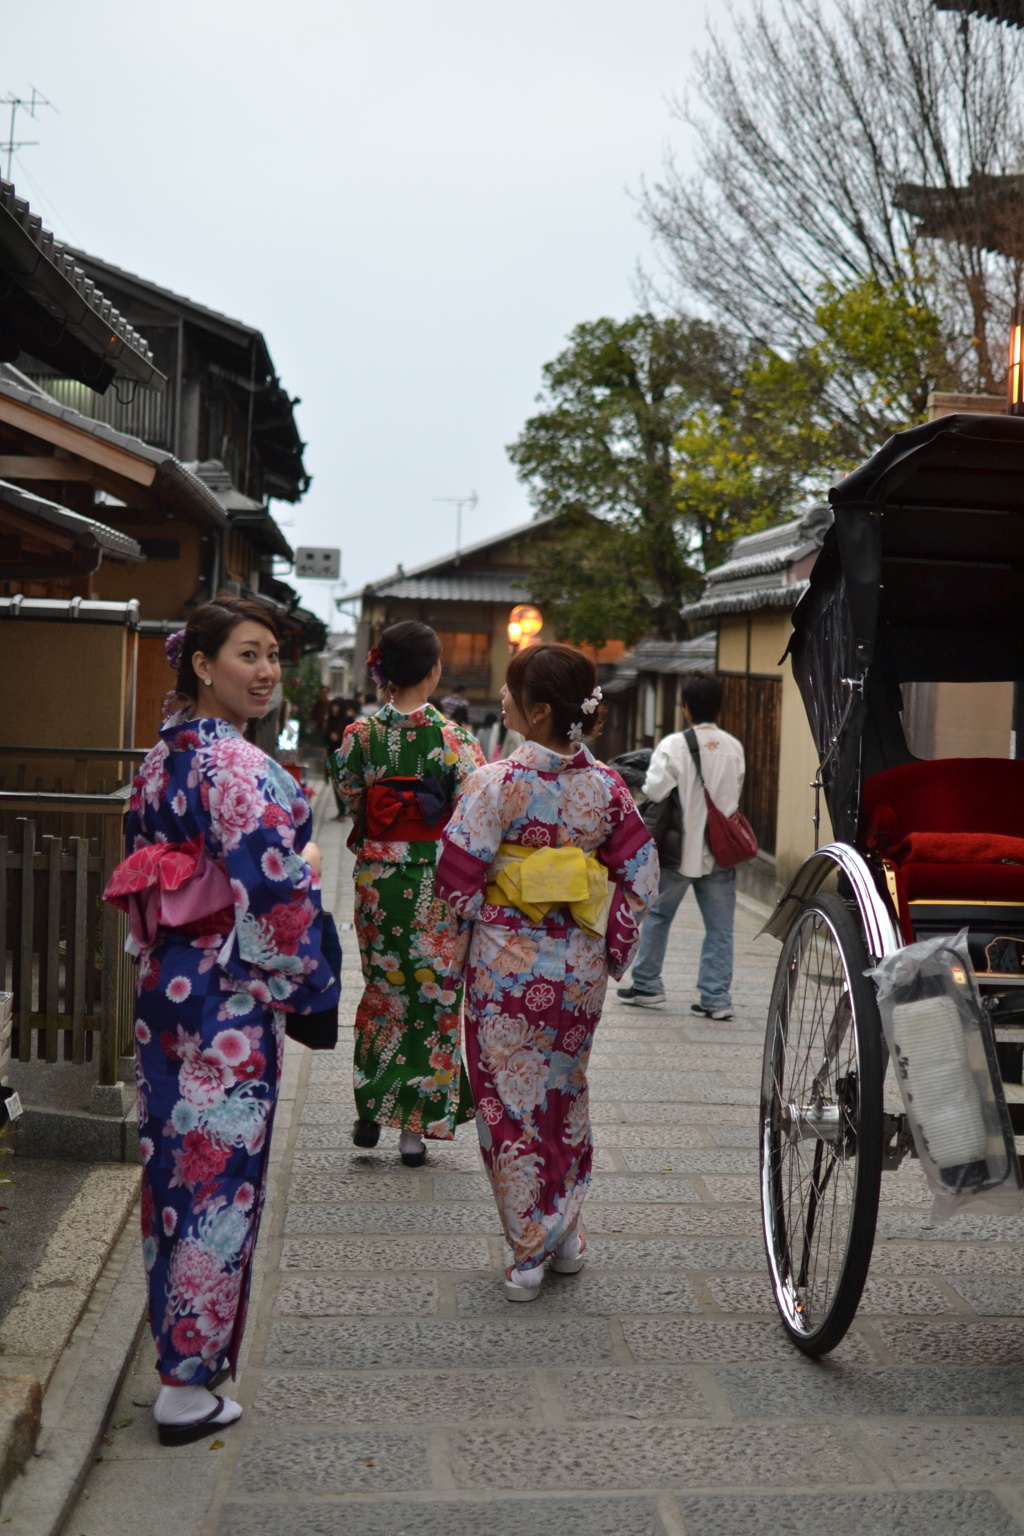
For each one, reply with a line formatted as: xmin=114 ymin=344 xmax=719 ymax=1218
xmin=283 ymin=653 xmax=324 ymax=746
xmin=508 ymin=315 xmax=740 ymax=644
xmin=675 ymin=275 xmax=954 ymax=568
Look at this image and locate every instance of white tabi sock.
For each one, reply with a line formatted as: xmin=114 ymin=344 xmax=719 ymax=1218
xmin=153 ymin=1384 xmax=243 ymax=1427
xmin=508 ymin=1264 xmax=544 ymax=1289
xmin=555 ymin=1229 xmax=583 ymax=1261
xmin=399 ymin=1131 xmax=424 ymax=1156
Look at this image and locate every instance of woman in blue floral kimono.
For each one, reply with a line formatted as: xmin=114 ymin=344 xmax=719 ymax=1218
xmin=105 ymin=597 xmax=339 ymax=1444
xmin=436 ymin=644 xmax=658 ymax=1300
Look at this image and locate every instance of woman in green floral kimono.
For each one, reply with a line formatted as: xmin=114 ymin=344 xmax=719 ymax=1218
xmin=329 ymin=622 xmax=484 ymax=1165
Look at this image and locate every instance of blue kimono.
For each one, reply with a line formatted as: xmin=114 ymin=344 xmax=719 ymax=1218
xmin=124 ymin=714 xmax=339 ymax=1385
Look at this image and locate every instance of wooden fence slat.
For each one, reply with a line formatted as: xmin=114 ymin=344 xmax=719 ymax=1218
xmin=0 ymin=835 xmax=7 ymax=996
xmin=71 ymin=836 xmax=89 ymax=1065
xmin=98 ymin=814 xmax=123 ymax=1086
xmin=17 ymin=818 xmax=33 ymax=1061
xmin=44 ymin=835 xmax=61 ymax=1064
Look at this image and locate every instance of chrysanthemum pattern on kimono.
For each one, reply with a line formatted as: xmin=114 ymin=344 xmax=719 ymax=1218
xmin=128 ymin=714 xmax=339 ymax=1385
xmin=436 ymin=742 xmax=658 ymax=1269
xmin=329 ymin=702 xmax=484 ymax=1137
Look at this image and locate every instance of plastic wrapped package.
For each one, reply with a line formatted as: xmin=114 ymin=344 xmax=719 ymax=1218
xmin=867 ymin=929 xmax=1023 ymax=1220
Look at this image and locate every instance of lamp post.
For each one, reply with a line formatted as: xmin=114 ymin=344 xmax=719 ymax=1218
xmin=507 ymin=604 xmax=543 ymax=652
xmin=1009 ymin=305 xmax=1024 ymax=415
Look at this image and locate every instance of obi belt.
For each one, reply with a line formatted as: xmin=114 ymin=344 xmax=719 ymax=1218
xmin=364 ymin=776 xmax=451 ymax=841
xmin=484 ymin=843 xmax=612 ymax=937
xmin=103 ymin=835 xmax=235 ymax=953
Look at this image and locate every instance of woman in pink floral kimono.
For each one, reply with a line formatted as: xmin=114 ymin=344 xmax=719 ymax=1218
xmin=105 ymin=597 xmax=339 ymax=1444
xmin=436 ymin=644 xmax=658 ymax=1299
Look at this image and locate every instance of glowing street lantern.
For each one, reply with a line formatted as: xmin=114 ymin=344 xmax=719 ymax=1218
xmin=1009 ymin=306 xmax=1024 ymax=415
xmin=508 ymin=604 xmax=543 ymax=649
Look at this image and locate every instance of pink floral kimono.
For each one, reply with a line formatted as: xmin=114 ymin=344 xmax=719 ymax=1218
xmin=435 ymin=742 xmax=658 ymax=1270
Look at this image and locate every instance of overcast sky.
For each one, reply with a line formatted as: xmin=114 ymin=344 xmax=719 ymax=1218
xmin=4 ymin=0 xmax=748 ymax=627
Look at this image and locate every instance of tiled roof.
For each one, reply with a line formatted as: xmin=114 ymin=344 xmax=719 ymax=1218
xmin=367 ymin=573 xmax=531 ymax=604
xmin=679 ymin=505 xmax=831 ymax=622
xmin=0 ymin=596 xmax=140 ymax=625
xmin=0 ymin=180 xmax=163 ymax=389
xmin=345 ymin=513 xmax=558 ymax=602
xmin=187 ymin=459 xmax=293 ymax=561
xmin=0 ymin=478 xmax=143 ymax=563
xmin=603 ymin=634 xmax=717 ymax=695
xmin=934 ymin=1 xmax=1024 ymax=22
xmin=0 ymin=374 xmax=228 ymax=530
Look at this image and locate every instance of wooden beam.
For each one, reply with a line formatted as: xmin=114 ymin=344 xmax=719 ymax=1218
xmin=0 ymin=456 xmax=96 ymax=481
xmin=0 ymin=504 xmax=76 ymax=550
xmin=0 ymin=396 xmax=157 ymax=488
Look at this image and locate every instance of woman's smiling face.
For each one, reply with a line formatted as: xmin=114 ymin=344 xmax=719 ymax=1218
xmin=192 ymin=622 xmax=281 ymax=728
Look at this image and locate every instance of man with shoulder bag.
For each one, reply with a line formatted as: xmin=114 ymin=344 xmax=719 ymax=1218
xmin=618 ymin=673 xmax=751 ymax=1020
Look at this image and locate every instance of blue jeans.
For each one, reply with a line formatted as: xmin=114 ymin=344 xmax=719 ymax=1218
xmin=631 ymin=865 xmax=736 ymax=1009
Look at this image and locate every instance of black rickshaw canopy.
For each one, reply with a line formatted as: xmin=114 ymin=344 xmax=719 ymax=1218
xmin=789 ymin=413 xmax=1024 ymax=843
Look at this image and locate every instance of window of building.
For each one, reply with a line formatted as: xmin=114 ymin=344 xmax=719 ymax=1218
xmin=434 ymin=630 xmax=491 ymax=686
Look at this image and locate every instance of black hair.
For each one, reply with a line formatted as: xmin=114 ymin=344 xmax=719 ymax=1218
xmin=450 ymin=703 xmax=471 ymax=726
xmin=376 ymin=621 xmax=442 ymax=688
xmin=681 ymin=672 xmax=723 ymax=724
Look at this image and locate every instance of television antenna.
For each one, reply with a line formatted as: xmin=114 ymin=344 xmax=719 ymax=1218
xmin=433 ymin=489 xmax=478 ymax=561
xmin=1 ymin=88 xmax=56 ymax=182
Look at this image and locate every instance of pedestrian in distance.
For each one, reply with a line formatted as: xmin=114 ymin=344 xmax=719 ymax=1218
xmin=441 ymin=679 xmax=470 ymax=718
xmin=436 ymin=644 xmax=658 ymax=1300
xmin=103 ymin=596 xmax=341 ymax=1445
xmin=449 ymin=701 xmax=478 ymax=741
xmin=323 ymin=697 xmax=349 ymax=820
xmin=618 ymin=672 xmax=744 ymax=1020
xmin=329 ymin=622 xmax=484 ymax=1165
xmin=310 ymin=682 xmax=331 ymax=737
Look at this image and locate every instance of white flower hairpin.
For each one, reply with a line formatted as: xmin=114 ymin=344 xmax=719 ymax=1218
xmin=568 ymin=686 xmax=602 ymax=745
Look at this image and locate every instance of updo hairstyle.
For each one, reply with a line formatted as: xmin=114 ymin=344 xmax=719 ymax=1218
xmin=374 ymin=622 xmax=441 ymax=689
xmin=505 ymin=643 xmax=605 ymax=742
xmin=176 ymin=594 xmax=280 ymax=701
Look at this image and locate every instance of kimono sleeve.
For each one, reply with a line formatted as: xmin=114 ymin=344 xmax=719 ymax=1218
xmin=435 ymin=763 xmax=506 ymax=920
xmin=328 ymin=719 xmax=367 ymax=814
xmin=444 ymin=721 xmax=486 ymax=792
xmin=597 ymin=770 xmax=660 ymax=980
xmin=206 ymin=747 xmax=340 ymax=1016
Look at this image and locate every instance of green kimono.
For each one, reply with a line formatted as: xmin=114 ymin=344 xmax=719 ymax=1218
xmin=329 ymin=702 xmax=484 ymax=1137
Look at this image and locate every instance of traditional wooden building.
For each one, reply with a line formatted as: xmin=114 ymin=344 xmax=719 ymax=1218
xmin=677 ymin=505 xmax=833 ymax=902
xmin=600 ymin=635 xmax=716 ymax=759
xmin=348 ymin=515 xmax=625 ymax=709
xmin=0 ymin=184 xmax=324 ymax=746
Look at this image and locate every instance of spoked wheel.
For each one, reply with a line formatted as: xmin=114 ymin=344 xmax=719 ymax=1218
xmin=760 ymin=891 xmax=884 ymax=1355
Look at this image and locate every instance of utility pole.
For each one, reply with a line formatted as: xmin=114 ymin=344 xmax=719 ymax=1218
xmin=433 ymin=490 xmax=478 ymax=562
xmin=0 ymin=88 xmax=56 ymax=182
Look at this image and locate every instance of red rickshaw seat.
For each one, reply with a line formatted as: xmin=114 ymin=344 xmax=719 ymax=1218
xmin=861 ymin=759 xmax=1024 ymax=937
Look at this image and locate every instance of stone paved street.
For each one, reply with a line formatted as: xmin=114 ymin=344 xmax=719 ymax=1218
xmin=65 ymin=792 xmax=1024 ymax=1535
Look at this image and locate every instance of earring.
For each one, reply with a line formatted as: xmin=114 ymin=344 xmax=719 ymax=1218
xmin=204 ymin=678 xmax=212 ymax=687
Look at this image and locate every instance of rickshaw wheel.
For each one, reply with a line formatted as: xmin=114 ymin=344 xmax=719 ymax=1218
xmin=760 ymin=892 xmax=884 ymax=1356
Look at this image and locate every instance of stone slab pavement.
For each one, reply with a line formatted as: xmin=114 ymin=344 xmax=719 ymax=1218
xmin=62 ymin=796 xmax=1024 ymax=1536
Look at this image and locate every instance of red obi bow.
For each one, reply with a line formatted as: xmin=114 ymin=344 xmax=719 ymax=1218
xmin=103 ymin=835 xmax=234 ymax=951
xmin=363 ymin=777 xmax=451 ymax=841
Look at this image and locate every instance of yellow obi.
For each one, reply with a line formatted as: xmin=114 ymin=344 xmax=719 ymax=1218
xmin=484 ymin=842 xmax=612 ymax=937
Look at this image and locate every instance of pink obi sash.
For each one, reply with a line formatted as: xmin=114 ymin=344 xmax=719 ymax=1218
xmin=103 ymin=835 xmax=235 ymax=951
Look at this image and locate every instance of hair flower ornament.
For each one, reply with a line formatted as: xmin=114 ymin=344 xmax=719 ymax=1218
xmin=164 ymin=628 xmax=185 ymax=673
xmin=580 ymin=686 xmax=603 ymax=716
xmin=367 ymin=645 xmax=387 ymax=688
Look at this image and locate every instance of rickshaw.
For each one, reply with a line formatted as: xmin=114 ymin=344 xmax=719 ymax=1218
xmin=761 ymin=412 xmax=1024 ymax=1355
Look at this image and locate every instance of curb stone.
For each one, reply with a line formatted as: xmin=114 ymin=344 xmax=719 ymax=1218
xmin=0 ymin=1218 xmax=145 ymax=1534
xmin=0 ymin=1163 xmax=140 ymax=1511
xmin=0 ymin=1374 xmax=41 ymax=1499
